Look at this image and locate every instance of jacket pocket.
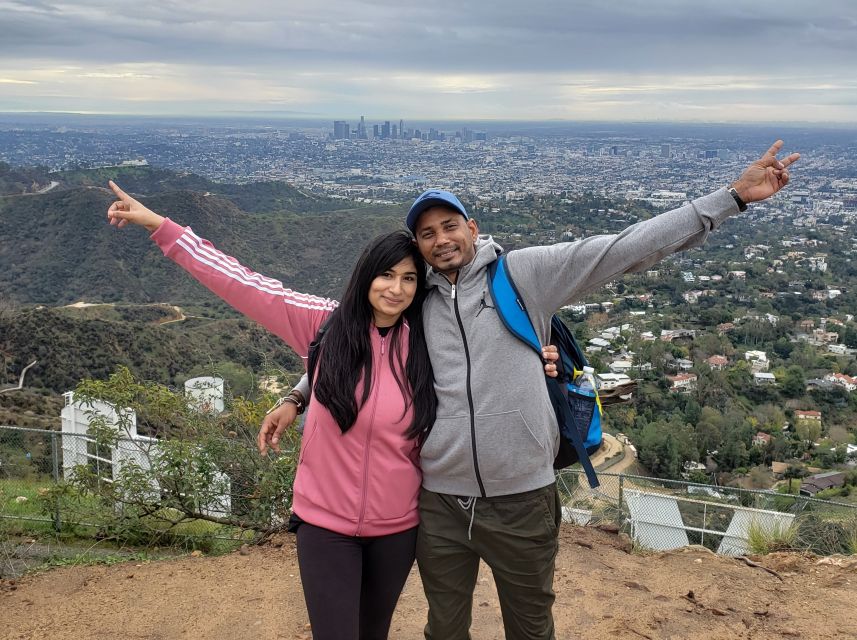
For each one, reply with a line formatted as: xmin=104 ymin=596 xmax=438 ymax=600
xmin=419 ymin=414 xmax=474 ymax=479
xmin=474 ymin=410 xmax=549 ymax=482
xmin=297 ymin=420 xmax=320 ymax=465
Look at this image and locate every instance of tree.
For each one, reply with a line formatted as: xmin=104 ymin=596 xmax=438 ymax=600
xmin=783 ymin=464 xmax=807 ymax=493
xmin=794 ymin=418 xmax=822 ymax=448
xmin=781 ymin=366 xmax=806 ymax=398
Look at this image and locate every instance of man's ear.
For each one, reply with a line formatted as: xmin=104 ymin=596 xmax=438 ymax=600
xmin=467 ymin=218 xmax=479 ymax=240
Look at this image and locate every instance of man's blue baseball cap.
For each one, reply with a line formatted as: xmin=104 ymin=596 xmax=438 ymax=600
xmin=406 ymin=189 xmax=469 ymax=233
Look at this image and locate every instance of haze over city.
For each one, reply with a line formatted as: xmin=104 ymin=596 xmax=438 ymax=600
xmin=2 ymin=0 xmax=857 ymax=122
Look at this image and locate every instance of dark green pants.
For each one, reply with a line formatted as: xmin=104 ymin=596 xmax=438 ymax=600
xmin=416 ymin=484 xmax=561 ymax=640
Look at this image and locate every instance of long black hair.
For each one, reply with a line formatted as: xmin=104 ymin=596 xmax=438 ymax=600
xmin=308 ymin=230 xmax=437 ymax=442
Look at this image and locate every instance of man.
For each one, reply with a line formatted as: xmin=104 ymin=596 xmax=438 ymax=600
xmin=263 ymin=140 xmax=799 ymax=639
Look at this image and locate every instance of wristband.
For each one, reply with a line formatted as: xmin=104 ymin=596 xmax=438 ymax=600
xmin=266 ymin=392 xmax=305 ymax=416
xmin=728 ymin=187 xmax=748 ymax=212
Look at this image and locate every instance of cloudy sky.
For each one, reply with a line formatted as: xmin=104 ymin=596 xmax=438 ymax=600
xmin=2 ymin=0 xmax=856 ymax=122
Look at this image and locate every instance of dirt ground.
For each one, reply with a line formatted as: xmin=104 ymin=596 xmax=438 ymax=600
xmin=2 ymin=525 xmax=856 ymax=640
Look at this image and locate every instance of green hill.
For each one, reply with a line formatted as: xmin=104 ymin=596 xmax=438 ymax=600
xmin=0 ymin=168 xmax=404 ymax=304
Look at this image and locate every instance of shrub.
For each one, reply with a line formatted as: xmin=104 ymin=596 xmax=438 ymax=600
xmin=39 ymin=367 xmax=300 ymax=548
xmin=746 ymin=518 xmax=798 ymax=554
xmin=794 ymin=515 xmax=853 ymax=556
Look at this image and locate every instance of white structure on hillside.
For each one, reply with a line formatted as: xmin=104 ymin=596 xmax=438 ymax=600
xmin=60 ymin=392 xmax=149 ymax=481
xmin=745 ymin=350 xmax=769 ymax=372
xmin=60 ymin=391 xmax=230 ymax=517
xmin=596 ymin=372 xmax=632 ymax=390
xmin=185 ymin=376 xmax=225 ymax=414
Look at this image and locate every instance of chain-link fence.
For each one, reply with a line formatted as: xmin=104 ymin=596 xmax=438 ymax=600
xmin=0 ymin=425 xmax=62 ymax=533
xmin=557 ymin=469 xmax=857 ymax=556
xmin=0 ymin=425 xmax=299 ymax=536
xmin=3 ymin=425 xmax=857 ymax=558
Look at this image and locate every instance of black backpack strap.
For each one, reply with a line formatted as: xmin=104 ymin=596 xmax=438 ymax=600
xmin=547 ymin=377 xmax=599 ymax=487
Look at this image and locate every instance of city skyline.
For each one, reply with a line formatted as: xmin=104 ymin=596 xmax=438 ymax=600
xmin=2 ymin=1 xmax=857 ymax=123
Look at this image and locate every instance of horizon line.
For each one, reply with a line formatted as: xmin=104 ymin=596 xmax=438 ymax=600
xmin=2 ymin=110 xmax=857 ymax=128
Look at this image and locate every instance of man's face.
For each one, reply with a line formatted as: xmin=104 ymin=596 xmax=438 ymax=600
xmin=413 ymin=206 xmax=479 ymax=276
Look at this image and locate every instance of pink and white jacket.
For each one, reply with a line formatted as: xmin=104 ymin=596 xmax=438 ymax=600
xmin=152 ymin=219 xmax=421 ymax=537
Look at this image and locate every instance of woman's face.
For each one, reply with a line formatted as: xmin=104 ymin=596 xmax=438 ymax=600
xmin=368 ymin=256 xmax=419 ymax=327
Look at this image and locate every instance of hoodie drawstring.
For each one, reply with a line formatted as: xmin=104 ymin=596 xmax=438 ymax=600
xmin=457 ymin=496 xmax=477 ymax=540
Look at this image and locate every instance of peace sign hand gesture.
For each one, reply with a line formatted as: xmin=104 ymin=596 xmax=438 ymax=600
xmin=106 ymin=180 xmax=165 ymax=232
xmin=731 ymin=140 xmax=800 ymax=205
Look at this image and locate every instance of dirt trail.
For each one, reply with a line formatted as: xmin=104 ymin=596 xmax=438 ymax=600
xmin=3 ymin=525 xmax=856 ymax=640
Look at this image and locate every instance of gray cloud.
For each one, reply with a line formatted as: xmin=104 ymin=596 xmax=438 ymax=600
xmin=1 ymin=1 xmax=855 ymax=72
xmin=1 ymin=0 xmax=856 ymax=120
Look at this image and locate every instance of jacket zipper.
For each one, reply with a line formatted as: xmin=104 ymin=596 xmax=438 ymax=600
xmin=450 ymin=277 xmax=486 ymax=497
xmin=355 ymin=333 xmax=381 ymax=536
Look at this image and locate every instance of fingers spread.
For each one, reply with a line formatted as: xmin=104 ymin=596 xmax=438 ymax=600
xmin=764 ymin=140 xmax=784 ymax=157
xmin=781 ymin=152 xmax=801 ymax=168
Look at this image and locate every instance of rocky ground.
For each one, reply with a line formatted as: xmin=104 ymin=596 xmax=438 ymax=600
xmin=2 ymin=525 xmax=856 ymax=640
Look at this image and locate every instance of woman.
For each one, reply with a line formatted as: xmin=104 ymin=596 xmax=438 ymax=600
xmin=106 ymin=180 xmax=436 ymax=640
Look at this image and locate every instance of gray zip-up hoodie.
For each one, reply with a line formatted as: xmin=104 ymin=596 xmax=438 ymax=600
xmin=419 ymin=187 xmax=739 ymax=497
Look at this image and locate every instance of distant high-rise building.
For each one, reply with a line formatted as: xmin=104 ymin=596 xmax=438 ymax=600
xmin=705 ymin=149 xmax=718 ymax=159
xmin=399 ymin=119 xmax=404 ymax=139
xmin=392 ymin=125 xmax=398 ymax=139
xmin=333 ymin=120 xmax=350 ymax=140
xmin=373 ymin=124 xmax=380 ymax=138
xmin=661 ymin=144 xmax=671 ymax=158
xmin=357 ymin=116 xmax=367 ymax=140
xmin=382 ymin=121 xmax=391 ymax=139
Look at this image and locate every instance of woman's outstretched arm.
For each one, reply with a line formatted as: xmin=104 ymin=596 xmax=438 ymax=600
xmin=106 ymin=181 xmax=336 ymax=359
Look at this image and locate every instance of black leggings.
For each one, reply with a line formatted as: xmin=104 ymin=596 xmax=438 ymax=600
xmin=296 ymin=522 xmax=418 ymax=640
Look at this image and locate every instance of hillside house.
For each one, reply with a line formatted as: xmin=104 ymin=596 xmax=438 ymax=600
xmin=745 ymin=350 xmax=769 ymax=372
xmin=707 ymin=355 xmax=728 ymax=370
xmin=587 ymin=337 xmax=611 ymax=352
xmin=609 ymin=360 xmax=634 ymax=374
xmin=794 ymin=410 xmax=822 ymax=423
xmin=825 ymin=373 xmax=857 ymax=392
xmin=752 ymin=432 xmax=772 ymax=447
xmin=800 ymin=471 xmax=846 ymax=497
xmin=667 ymin=373 xmax=697 ymax=393
xmin=717 ymin=322 xmax=735 ymax=334
xmin=813 ymin=328 xmax=839 ymax=343
xmin=753 ymin=372 xmax=777 ymax=386
xmin=596 ymin=372 xmax=633 ymax=390
xmin=674 ymin=358 xmax=694 ymax=371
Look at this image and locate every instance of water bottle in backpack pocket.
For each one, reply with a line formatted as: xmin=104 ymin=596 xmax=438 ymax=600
xmin=566 ymin=366 xmax=603 ymax=454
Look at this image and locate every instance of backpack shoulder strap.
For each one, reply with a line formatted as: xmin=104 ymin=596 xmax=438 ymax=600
xmin=487 ymin=253 xmax=541 ymax=354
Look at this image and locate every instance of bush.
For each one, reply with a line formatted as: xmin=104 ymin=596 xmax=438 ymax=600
xmin=795 ymin=515 xmax=854 ymax=555
xmin=746 ymin=518 xmax=798 ymax=554
xmin=40 ymin=367 xmax=300 ymax=548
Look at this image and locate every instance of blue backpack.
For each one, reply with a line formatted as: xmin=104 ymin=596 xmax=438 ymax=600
xmin=487 ymin=253 xmax=602 ymax=488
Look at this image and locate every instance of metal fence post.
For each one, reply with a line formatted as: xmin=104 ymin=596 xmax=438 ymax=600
xmin=618 ymin=473 xmax=624 ymax=516
xmin=51 ymin=431 xmax=61 ymax=532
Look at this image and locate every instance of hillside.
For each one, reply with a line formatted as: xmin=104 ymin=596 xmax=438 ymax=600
xmin=0 ymin=167 xmax=404 ymax=304
xmin=0 ymin=305 xmax=305 ymax=395
xmin=3 ymin=525 xmax=856 ymax=639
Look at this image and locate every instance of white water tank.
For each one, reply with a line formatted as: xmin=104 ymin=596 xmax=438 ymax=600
xmin=185 ymin=377 xmax=225 ymax=415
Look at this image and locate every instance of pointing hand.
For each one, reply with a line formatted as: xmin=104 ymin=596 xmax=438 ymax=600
xmin=106 ymin=181 xmax=165 ymax=232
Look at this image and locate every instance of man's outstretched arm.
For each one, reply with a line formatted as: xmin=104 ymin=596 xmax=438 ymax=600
xmin=508 ymin=140 xmax=799 ymax=339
